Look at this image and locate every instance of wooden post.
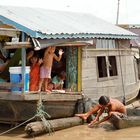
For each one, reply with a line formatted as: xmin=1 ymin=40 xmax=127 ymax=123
xmin=116 ymin=0 xmax=120 ymax=25
xmin=78 ymin=47 xmax=82 ymax=92
xmin=21 ymin=32 xmax=26 ymax=93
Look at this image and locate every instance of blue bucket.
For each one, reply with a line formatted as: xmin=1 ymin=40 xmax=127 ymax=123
xmin=9 ymin=67 xmax=30 ymax=93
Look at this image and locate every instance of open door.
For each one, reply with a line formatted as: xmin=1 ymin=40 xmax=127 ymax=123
xmin=52 ymin=46 xmax=81 ymax=92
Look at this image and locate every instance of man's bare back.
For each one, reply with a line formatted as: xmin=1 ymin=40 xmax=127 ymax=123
xmin=108 ymin=98 xmax=126 ymax=114
xmin=43 ymin=53 xmax=54 ymax=68
xmin=43 ymin=46 xmax=63 ymax=68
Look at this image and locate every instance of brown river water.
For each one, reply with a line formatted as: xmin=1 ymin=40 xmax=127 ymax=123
xmin=0 ymin=123 xmax=140 ymax=140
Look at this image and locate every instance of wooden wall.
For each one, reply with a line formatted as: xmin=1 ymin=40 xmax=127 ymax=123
xmin=81 ymin=45 xmax=140 ymax=100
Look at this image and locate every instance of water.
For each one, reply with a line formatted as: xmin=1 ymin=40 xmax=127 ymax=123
xmin=0 ymin=123 xmax=140 ymax=140
xmin=0 ymin=100 xmax=140 ymax=140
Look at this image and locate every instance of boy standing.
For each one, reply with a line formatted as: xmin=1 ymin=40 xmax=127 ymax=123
xmin=38 ymin=46 xmax=64 ymax=92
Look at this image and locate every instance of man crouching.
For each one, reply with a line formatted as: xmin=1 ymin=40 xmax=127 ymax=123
xmin=75 ymin=96 xmax=127 ymax=127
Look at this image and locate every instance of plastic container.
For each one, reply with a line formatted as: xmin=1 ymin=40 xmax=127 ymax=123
xmin=9 ymin=66 xmax=30 ymax=93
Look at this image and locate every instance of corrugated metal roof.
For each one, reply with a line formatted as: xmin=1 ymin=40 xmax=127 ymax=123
xmin=0 ymin=5 xmax=138 ymax=39
xmin=118 ymin=24 xmax=140 ymax=47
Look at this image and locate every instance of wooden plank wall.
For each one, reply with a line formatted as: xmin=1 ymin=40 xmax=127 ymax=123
xmin=81 ymin=45 xmax=140 ymax=100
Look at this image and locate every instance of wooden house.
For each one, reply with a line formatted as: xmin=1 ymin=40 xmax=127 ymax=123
xmin=0 ymin=6 xmax=139 ymax=123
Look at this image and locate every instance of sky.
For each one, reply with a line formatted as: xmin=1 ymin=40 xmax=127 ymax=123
xmin=0 ymin=0 xmax=140 ymax=24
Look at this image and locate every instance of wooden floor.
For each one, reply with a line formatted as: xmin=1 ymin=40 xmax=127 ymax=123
xmin=0 ymin=91 xmax=83 ymax=101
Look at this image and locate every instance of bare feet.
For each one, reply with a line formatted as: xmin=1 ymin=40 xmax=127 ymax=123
xmin=37 ymin=89 xmax=41 ymax=92
xmin=45 ymin=89 xmax=52 ymax=94
xmin=75 ymin=113 xmax=88 ymax=120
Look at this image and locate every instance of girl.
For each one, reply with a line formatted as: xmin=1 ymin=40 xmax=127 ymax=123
xmin=29 ymin=54 xmax=42 ymax=91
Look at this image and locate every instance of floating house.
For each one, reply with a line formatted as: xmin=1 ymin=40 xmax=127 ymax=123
xmin=0 ymin=6 xmax=139 ymax=123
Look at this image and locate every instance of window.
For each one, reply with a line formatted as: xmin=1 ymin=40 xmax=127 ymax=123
xmin=97 ymin=56 xmax=118 ymax=78
xmin=97 ymin=56 xmax=107 ymax=78
xmin=108 ymin=56 xmax=118 ymax=76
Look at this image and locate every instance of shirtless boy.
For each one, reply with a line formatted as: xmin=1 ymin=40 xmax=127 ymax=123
xmin=75 ymin=96 xmax=126 ymax=127
xmin=38 ymin=46 xmax=64 ymax=92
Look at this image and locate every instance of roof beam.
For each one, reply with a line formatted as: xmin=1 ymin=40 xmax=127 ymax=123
xmin=0 ymin=28 xmax=20 ymax=37
xmin=4 ymin=42 xmax=32 ymax=49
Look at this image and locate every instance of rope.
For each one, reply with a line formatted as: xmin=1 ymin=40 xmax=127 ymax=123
xmin=36 ymin=92 xmax=54 ymax=134
xmin=0 ymin=116 xmax=36 ymax=136
xmin=40 ymin=115 xmax=54 ymax=135
xmin=0 ymin=92 xmax=54 ymax=136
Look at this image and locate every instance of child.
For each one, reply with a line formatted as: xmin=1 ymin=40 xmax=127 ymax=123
xmin=29 ymin=54 xmax=42 ymax=91
xmin=52 ymin=71 xmax=66 ymax=90
xmin=26 ymin=48 xmax=34 ymax=66
xmin=46 ymin=82 xmax=55 ymax=93
xmin=38 ymin=46 xmax=64 ymax=92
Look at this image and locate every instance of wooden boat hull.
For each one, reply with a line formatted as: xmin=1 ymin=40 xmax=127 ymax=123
xmin=109 ymin=107 xmax=140 ymax=129
xmin=0 ymin=92 xmax=83 ymax=124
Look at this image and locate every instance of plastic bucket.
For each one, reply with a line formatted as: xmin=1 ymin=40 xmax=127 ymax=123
xmin=9 ymin=66 xmax=30 ymax=93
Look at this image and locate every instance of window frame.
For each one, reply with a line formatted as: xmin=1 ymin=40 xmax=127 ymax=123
xmin=96 ymin=55 xmax=118 ymax=81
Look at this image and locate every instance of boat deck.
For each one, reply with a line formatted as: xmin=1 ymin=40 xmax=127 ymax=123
xmin=0 ymin=91 xmax=83 ymax=101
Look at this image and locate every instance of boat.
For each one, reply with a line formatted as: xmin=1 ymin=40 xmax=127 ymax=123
xmin=0 ymin=92 xmax=83 ymax=124
xmin=0 ymin=6 xmax=139 ymax=124
xmin=109 ymin=99 xmax=140 ymax=129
